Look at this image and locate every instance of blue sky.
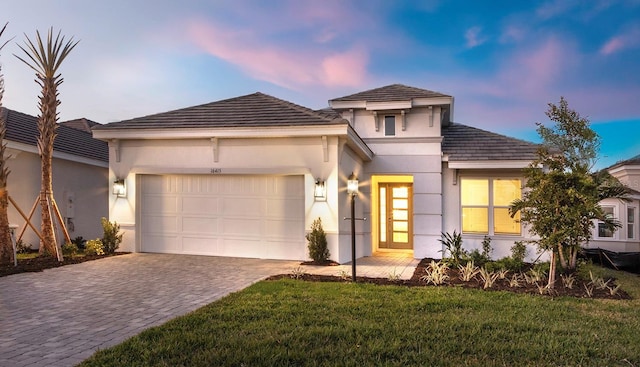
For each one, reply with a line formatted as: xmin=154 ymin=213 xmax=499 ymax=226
xmin=2 ymin=0 xmax=639 ymax=169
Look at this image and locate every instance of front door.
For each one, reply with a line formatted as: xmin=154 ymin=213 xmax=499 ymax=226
xmin=378 ymin=183 xmax=413 ymax=250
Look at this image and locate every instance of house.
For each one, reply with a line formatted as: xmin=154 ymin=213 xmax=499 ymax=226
xmin=2 ymin=108 xmax=109 ymax=248
xmin=93 ymin=84 xmax=550 ymax=263
xmin=588 ymin=155 xmax=640 ymax=252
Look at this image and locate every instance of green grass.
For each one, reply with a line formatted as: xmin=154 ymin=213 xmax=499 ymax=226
xmin=79 ymin=270 xmax=640 ymax=367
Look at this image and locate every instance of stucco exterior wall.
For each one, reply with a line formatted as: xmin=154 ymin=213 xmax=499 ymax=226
xmin=7 ymin=151 xmax=108 ymax=249
xmin=348 ymin=107 xmax=444 ymax=139
xmin=108 ymin=135 xmax=364 ymax=263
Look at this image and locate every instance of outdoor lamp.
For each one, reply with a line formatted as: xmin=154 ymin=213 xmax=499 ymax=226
xmin=347 ymin=173 xmax=359 ymax=196
xmin=314 ymin=179 xmax=327 ymax=201
xmin=113 ymin=179 xmax=126 ymax=197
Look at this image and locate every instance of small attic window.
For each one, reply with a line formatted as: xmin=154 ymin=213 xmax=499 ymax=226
xmin=384 ymin=116 xmax=395 ymax=136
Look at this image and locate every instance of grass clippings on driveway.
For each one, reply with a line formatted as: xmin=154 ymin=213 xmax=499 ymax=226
xmin=79 ymin=269 xmax=640 ymax=367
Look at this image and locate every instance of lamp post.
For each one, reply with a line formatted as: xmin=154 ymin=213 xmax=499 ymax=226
xmin=347 ymin=172 xmax=359 ymax=282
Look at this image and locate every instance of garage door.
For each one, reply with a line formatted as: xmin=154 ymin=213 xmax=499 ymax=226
xmin=140 ymin=174 xmax=305 ymax=260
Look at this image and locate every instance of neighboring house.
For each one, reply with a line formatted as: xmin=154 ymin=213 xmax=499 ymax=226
xmin=588 ymin=155 xmax=640 ymax=252
xmin=93 ymin=84 xmax=545 ymax=263
xmin=2 ymin=108 xmax=109 ymax=248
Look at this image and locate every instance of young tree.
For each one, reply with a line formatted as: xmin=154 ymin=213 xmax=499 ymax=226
xmin=15 ymin=28 xmax=78 ymax=257
xmin=0 ymin=22 xmax=14 ymax=265
xmin=510 ymin=97 xmax=627 ymax=288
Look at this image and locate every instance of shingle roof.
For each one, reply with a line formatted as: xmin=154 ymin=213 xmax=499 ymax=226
xmin=1 ymin=107 xmax=108 ymax=163
xmin=607 ymin=154 xmax=640 ymax=171
xmin=330 ymin=84 xmax=451 ymax=102
xmin=442 ymin=122 xmax=539 ymax=161
xmin=61 ymin=118 xmax=100 ymax=133
xmin=95 ymin=92 xmax=346 ymax=130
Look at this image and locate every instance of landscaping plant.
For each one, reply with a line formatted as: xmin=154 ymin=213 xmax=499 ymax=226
xmin=0 ymin=22 xmax=12 ymax=266
xmin=84 ymin=239 xmax=104 ymax=256
xmin=439 ymin=230 xmax=466 ymax=266
xmin=305 ymin=217 xmax=329 ymax=263
xmin=509 ymin=97 xmax=628 ymax=288
xmin=15 ymin=28 xmax=78 ymax=258
xmin=101 ymin=217 xmax=123 ymax=254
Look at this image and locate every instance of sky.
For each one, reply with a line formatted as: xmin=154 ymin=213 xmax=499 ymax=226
xmin=1 ymin=0 xmax=639 ymax=169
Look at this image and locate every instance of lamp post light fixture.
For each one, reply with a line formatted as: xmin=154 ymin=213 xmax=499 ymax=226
xmin=347 ymin=172 xmax=358 ymax=282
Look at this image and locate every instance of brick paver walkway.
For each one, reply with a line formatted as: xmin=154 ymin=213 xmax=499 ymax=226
xmin=0 ymin=252 xmax=418 ymax=367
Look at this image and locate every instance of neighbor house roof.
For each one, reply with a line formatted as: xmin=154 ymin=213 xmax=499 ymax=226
xmin=1 ymin=107 xmax=108 ymax=163
xmin=442 ymin=122 xmax=539 ymax=161
xmin=607 ymin=154 xmax=640 ymax=171
xmin=94 ymin=92 xmax=347 ymax=130
xmin=330 ymin=84 xmax=451 ymax=102
xmin=61 ymin=118 xmax=100 ymax=133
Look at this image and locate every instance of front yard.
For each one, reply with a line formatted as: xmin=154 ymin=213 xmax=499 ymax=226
xmin=79 ymin=266 xmax=640 ymax=367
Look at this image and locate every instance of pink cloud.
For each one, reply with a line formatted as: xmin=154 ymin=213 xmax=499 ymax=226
xmin=185 ymin=19 xmax=368 ymax=89
xmin=600 ymin=27 xmax=640 ymax=55
xmin=465 ymin=26 xmax=486 ymax=48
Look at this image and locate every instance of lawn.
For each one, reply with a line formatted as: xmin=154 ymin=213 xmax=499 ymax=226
xmin=79 ymin=267 xmax=640 ymax=367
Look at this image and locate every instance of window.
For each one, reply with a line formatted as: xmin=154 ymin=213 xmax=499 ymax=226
xmin=461 ymin=178 xmax=521 ymax=235
xmin=628 ymin=207 xmax=635 ymax=239
xmin=384 ymin=116 xmax=395 ymax=136
xmin=598 ymin=206 xmax=615 ymax=238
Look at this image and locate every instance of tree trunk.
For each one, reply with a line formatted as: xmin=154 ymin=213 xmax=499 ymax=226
xmin=548 ymin=249 xmax=557 ymax=289
xmin=556 ymin=243 xmax=568 ymax=271
xmin=37 ymin=76 xmax=60 ymax=259
xmin=568 ymin=247 xmax=578 ymax=271
xmin=0 ymin=188 xmax=13 ymax=265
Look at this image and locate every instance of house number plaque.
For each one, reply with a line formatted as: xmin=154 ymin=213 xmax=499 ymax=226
xmin=210 ymin=168 xmax=222 ymax=174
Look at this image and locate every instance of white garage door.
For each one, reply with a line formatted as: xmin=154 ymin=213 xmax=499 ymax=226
xmin=140 ymin=174 xmax=305 ymax=260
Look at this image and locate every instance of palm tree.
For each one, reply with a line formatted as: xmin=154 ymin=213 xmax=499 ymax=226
xmin=15 ymin=28 xmax=78 ymax=258
xmin=0 ymin=22 xmax=14 ymax=265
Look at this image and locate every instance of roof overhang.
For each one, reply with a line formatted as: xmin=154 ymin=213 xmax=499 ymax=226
xmin=93 ymin=124 xmax=374 ymax=162
xmin=4 ymin=140 xmax=109 ymax=168
xmin=446 ymin=159 xmax=532 ymax=169
xmin=329 ymin=96 xmax=454 ymax=111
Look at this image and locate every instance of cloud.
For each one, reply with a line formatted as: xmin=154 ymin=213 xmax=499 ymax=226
xmin=600 ymin=26 xmax=640 ymax=55
xmin=465 ymin=26 xmax=487 ymax=48
xmin=185 ymin=19 xmax=369 ymax=89
xmin=536 ymin=0 xmax=578 ymax=20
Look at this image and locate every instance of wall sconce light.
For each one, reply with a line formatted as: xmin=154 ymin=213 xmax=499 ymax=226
xmin=314 ymin=179 xmax=327 ymax=201
xmin=113 ymin=179 xmax=126 ymax=197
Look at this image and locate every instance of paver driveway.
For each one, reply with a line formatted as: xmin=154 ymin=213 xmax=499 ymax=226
xmin=0 ymin=253 xmax=300 ymax=367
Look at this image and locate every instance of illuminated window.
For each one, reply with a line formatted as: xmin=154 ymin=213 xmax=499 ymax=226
xmin=461 ymin=178 xmax=521 ymax=235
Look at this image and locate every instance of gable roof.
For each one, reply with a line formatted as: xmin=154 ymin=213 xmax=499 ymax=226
xmin=61 ymin=118 xmax=100 ymax=133
xmin=330 ymin=84 xmax=451 ymax=102
xmin=94 ymin=92 xmax=346 ymax=130
xmin=442 ymin=122 xmax=539 ymax=162
xmin=1 ymin=107 xmax=108 ymax=163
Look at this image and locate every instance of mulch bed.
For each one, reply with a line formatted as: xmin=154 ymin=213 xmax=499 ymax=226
xmin=266 ymin=258 xmax=633 ymax=300
xmin=0 ymin=253 xmax=127 ymax=278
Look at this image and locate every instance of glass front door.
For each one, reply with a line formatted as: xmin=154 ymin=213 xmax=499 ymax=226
xmin=379 ymin=183 xmax=413 ymax=250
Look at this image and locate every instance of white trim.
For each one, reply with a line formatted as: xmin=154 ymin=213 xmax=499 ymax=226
xmin=447 ymin=160 xmax=532 ymax=169
xmin=329 ymin=100 xmax=366 ymax=109
xmin=130 ymin=166 xmax=312 ymax=175
xmin=366 ymin=101 xmax=412 ymax=110
xmin=4 ymin=140 xmax=108 ymax=168
xmin=364 ymin=137 xmax=442 ymax=144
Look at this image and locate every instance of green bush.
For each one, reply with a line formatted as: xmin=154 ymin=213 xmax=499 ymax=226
xmin=61 ymin=242 xmax=79 ymax=257
xmin=101 ymin=217 xmax=123 ymax=254
xmin=511 ymin=241 xmax=528 ymax=263
xmin=85 ymin=238 xmax=104 ymax=256
xmin=306 ymin=217 xmax=330 ymax=262
xmin=72 ymin=236 xmax=86 ymax=250
xmin=439 ymin=231 xmax=466 ymax=267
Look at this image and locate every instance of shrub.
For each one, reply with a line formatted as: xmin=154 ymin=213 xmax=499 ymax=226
xmin=420 ymin=260 xmax=449 ymax=285
xmin=439 ymin=231 xmax=466 ymax=267
xmin=306 ymin=217 xmax=330 ymax=262
xmin=61 ymin=242 xmax=79 ymax=257
xmin=101 ymin=217 xmax=123 ymax=254
xmin=85 ymin=238 xmax=104 ymax=255
xmin=15 ymin=240 xmax=32 ymax=254
xmin=511 ymin=241 xmax=528 ymax=263
xmin=72 ymin=236 xmax=86 ymax=250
